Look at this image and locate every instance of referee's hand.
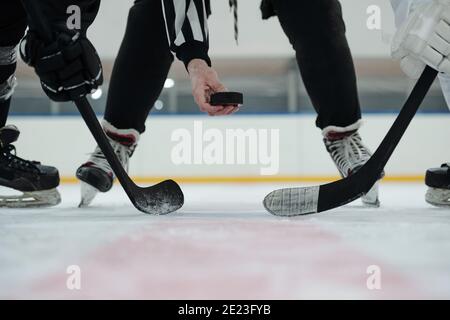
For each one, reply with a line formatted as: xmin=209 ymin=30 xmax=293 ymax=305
xmin=188 ymin=59 xmax=240 ymax=116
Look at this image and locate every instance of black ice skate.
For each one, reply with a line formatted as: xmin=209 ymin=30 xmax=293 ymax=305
xmin=0 ymin=125 xmax=60 ymax=208
xmin=425 ymin=163 xmax=450 ymax=207
xmin=323 ymin=124 xmax=383 ymax=207
xmin=76 ymin=121 xmax=139 ymax=207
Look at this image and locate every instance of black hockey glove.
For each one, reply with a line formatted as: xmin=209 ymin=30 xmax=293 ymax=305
xmin=19 ymin=28 xmax=103 ymax=102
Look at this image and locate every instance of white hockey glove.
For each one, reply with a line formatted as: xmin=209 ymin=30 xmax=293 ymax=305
xmin=392 ymin=0 xmax=450 ymax=79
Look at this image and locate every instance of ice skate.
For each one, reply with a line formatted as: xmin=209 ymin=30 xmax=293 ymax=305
xmin=76 ymin=121 xmax=139 ymax=207
xmin=425 ymin=164 xmax=450 ymax=207
xmin=0 ymin=125 xmax=60 ymax=208
xmin=323 ymin=125 xmax=383 ymax=207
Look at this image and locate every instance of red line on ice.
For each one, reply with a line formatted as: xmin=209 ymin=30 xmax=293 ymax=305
xmin=27 ymin=219 xmax=424 ymax=299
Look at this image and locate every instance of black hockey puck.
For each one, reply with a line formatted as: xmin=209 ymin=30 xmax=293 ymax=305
xmin=210 ymin=92 xmax=243 ymax=106
xmin=425 ymin=164 xmax=450 ymax=189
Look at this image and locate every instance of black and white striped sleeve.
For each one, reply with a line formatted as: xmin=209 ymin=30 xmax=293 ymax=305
xmin=161 ymin=0 xmax=211 ymax=67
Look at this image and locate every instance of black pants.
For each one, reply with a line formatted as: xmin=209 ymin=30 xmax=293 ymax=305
xmin=104 ymin=0 xmax=173 ymax=133
xmin=0 ymin=0 xmax=27 ymax=127
xmin=270 ymin=0 xmax=361 ymax=129
xmin=106 ymin=0 xmax=361 ymax=132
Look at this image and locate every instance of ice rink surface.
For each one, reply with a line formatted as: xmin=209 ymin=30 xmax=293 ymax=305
xmin=1 ymin=182 xmax=449 ymax=299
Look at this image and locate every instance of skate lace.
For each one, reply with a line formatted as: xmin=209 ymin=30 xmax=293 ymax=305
xmin=88 ymin=139 xmax=135 ymax=177
xmin=1 ymin=145 xmax=39 ymax=173
xmin=326 ymin=132 xmax=371 ymax=177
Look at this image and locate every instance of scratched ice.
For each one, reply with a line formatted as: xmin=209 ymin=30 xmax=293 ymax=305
xmin=0 ymin=183 xmax=449 ymax=299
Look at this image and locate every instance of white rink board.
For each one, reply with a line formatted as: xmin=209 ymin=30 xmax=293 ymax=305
xmin=8 ymin=114 xmax=450 ymax=179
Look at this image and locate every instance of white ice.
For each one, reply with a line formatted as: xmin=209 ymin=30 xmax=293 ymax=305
xmin=0 ymin=182 xmax=449 ymax=299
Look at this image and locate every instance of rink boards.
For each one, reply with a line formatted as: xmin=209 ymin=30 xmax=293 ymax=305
xmin=9 ymin=113 xmax=450 ymax=183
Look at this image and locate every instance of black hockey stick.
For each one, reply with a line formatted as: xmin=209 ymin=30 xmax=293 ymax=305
xmin=263 ymin=66 xmax=438 ymax=216
xmin=21 ymin=0 xmax=184 ymax=215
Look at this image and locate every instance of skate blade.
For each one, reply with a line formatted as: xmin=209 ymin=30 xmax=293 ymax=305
xmin=0 ymin=188 xmax=61 ymax=208
xmin=362 ymin=182 xmax=380 ymax=208
xmin=425 ymin=187 xmax=450 ymax=207
xmin=79 ymin=182 xmax=99 ymax=208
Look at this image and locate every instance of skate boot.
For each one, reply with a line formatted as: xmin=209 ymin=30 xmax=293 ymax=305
xmin=0 ymin=125 xmax=60 ymax=208
xmin=425 ymin=163 xmax=450 ymax=207
xmin=76 ymin=121 xmax=139 ymax=207
xmin=323 ymin=124 xmax=383 ymax=207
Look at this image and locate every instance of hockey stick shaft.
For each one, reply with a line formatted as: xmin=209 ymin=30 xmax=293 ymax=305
xmin=368 ymin=66 xmax=437 ymax=173
xmin=20 ymin=0 xmax=141 ymax=205
xmin=319 ymin=66 xmax=438 ymax=211
xmin=264 ymin=67 xmax=438 ymax=216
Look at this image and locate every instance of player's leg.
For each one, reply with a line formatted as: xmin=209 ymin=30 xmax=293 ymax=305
xmin=425 ymin=73 xmax=450 ymax=207
xmin=0 ymin=1 xmax=26 ymax=127
xmin=0 ymin=0 xmax=60 ymax=207
xmin=76 ymin=0 xmax=174 ymax=206
xmin=268 ymin=0 xmax=381 ymax=206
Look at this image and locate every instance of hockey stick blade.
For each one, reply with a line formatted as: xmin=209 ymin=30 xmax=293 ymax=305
xmin=74 ymin=84 xmax=184 ymax=215
xmin=130 ymin=179 xmax=184 ymax=215
xmin=264 ymin=66 xmax=438 ymax=216
xmin=21 ymin=0 xmax=184 ymax=215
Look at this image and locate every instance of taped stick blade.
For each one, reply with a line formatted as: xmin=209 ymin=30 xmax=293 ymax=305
xmin=263 ymin=186 xmax=320 ymax=216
